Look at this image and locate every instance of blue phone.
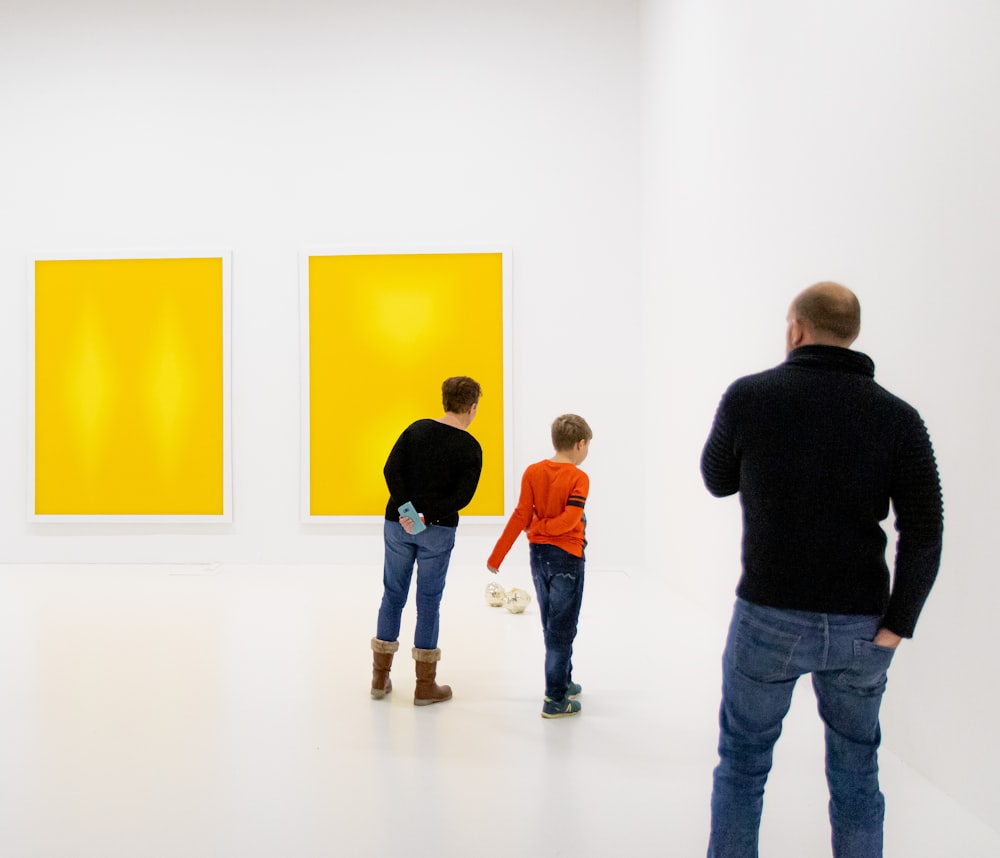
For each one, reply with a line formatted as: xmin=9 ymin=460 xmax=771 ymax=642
xmin=398 ymin=501 xmax=427 ymax=533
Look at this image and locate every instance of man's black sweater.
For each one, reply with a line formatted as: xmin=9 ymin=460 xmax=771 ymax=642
xmin=701 ymin=345 xmax=943 ymax=637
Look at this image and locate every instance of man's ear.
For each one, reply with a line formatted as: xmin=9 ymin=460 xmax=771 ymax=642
xmin=788 ymin=319 xmax=805 ymax=349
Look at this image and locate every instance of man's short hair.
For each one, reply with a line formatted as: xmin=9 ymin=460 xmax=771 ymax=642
xmin=793 ymin=283 xmax=861 ymax=342
xmin=442 ymin=376 xmax=481 ymax=414
xmin=551 ymin=414 xmax=593 ymax=451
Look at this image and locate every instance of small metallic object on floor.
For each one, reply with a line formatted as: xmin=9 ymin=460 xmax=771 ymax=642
xmin=485 ymin=581 xmax=507 ymax=607
xmin=504 ymin=587 xmax=531 ymax=614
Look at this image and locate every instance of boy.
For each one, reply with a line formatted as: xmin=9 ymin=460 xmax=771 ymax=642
xmin=487 ymin=414 xmax=592 ymax=718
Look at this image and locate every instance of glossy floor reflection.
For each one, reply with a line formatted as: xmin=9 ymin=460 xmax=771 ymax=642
xmin=0 ymin=563 xmax=995 ymax=857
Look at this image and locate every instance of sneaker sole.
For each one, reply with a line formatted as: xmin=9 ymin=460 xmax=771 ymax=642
xmin=541 ymin=708 xmax=580 ymax=719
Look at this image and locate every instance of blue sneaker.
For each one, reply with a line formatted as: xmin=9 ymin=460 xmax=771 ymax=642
xmin=566 ymin=680 xmax=582 ymax=698
xmin=541 ymin=696 xmax=581 ymax=718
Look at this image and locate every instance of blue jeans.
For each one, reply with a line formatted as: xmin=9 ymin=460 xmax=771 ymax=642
xmin=529 ymin=543 xmax=585 ymax=700
xmin=708 ymin=599 xmax=895 ymax=858
xmin=376 ymin=519 xmax=457 ymax=650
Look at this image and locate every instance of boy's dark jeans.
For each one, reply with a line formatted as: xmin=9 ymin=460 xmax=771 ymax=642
xmin=529 ymin=542 xmax=585 ymax=701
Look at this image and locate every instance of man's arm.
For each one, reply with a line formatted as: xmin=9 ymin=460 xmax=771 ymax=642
xmin=881 ymin=413 xmax=944 ymax=638
xmin=701 ymin=391 xmax=740 ymax=497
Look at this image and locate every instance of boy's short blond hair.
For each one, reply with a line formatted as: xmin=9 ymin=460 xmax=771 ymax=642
xmin=551 ymin=414 xmax=592 ymax=451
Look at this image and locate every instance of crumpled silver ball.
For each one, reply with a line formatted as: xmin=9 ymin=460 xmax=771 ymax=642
xmin=504 ymin=587 xmax=532 ymax=614
xmin=485 ymin=581 xmax=507 ymax=607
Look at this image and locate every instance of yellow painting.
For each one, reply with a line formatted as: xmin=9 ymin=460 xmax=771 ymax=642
xmin=306 ymin=251 xmax=507 ymax=517
xmin=34 ymin=256 xmax=229 ymax=518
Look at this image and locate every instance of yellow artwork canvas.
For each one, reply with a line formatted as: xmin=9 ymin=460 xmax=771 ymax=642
xmin=33 ymin=256 xmax=229 ymax=518
xmin=306 ymin=251 xmax=507 ymax=517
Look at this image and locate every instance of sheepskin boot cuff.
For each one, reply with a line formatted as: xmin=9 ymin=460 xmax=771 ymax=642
xmin=411 ymin=646 xmax=441 ymax=663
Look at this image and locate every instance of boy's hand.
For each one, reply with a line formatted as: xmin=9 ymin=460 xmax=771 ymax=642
xmin=487 ymin=564 xmax=499 ymax=574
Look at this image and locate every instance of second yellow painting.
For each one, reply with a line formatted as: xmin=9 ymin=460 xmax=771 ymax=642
xmin=306 ymin=250 xmax=508 ymax=518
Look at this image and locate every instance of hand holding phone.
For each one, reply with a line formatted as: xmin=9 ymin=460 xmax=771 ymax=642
xmin=398 ymin=501 xmax=427 ymax=534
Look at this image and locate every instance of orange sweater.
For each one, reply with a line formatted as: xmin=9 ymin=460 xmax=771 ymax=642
xmin=488 ymin=459 xmax=589 ymax=569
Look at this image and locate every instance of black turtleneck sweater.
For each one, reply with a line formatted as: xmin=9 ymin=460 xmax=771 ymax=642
xmin=701 ymin=345 xmax=943 ymax=638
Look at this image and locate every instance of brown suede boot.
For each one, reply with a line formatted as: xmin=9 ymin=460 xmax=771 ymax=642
xmin=412 ymin=647 xmax=452 ymax=706
xmin=371 ymin=638 xmax=399 ymax=699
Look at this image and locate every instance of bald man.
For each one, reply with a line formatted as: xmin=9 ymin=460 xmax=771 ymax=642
xmin=701 ymin=282 xmax=943 ymax=858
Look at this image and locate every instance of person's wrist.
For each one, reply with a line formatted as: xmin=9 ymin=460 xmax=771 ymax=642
xmin=874 ymin=628 xmax=902 ymax=649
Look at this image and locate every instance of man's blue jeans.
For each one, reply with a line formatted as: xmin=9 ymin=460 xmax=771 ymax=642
xmin=529 ymin=543 xmax=585 ymax=701
xmin=708 ymin=598 xmax=895 ymax=858
xmin=376 ymin=520 xmax=457 ymax=650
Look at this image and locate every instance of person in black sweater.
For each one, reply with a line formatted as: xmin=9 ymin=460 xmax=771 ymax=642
xmin=370 ymin=376 xmax=483 ymax=706
xmin=701 ymin=282 xmax=943 ymax=858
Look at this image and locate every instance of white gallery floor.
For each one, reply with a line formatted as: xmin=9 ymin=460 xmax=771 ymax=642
xmin=0 ymin=563 xmax=996 ymax=858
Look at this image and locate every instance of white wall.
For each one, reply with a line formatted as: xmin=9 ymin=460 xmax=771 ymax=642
xmin=640 ymin=0 xmax=1000 ymax=832
xmin=0 ymin=0 xmax=643 ymax=570
xmin=5 ymin=0 xmax=997 ymax=834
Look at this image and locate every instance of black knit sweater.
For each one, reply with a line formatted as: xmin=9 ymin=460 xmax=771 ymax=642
xmin=701 ymin=345 xmax=943 ymax=637
xmin=383 ymin=419 xmax=483 ymax=527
